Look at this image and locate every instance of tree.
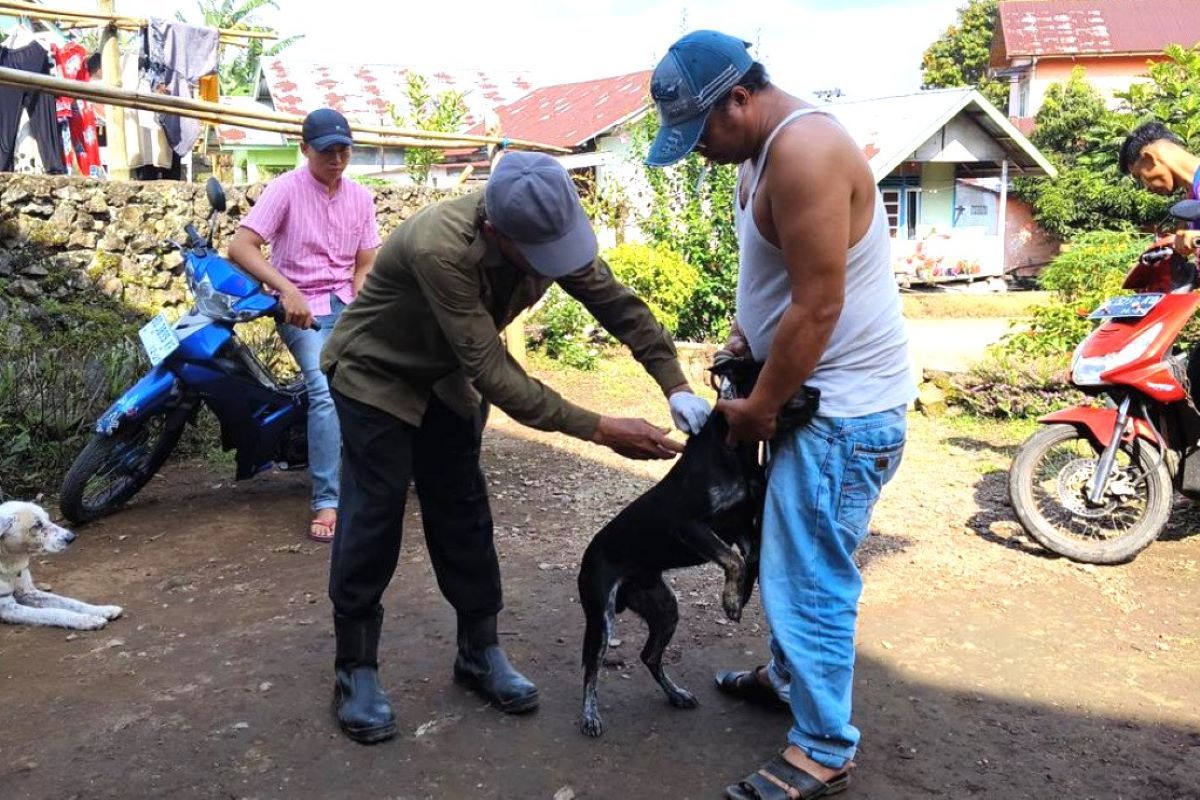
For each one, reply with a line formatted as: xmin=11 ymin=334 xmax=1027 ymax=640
xmin=1010 ymin=54 xmax=1200 ymax=237
xmin=390 ymin=73 xmax=468 ymax=186
xmin=921 ymin=0 xmax=1008 ymax=109
xmin=180 ymin=0 xmax=303 ymax=96
xmin=1121 ymin=44 xmax=1200 ymax=149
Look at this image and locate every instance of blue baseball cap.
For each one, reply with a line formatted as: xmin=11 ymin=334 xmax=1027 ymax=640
xmin=302 ymin=108 xmax=354 ymax=151
xmin=646 ymin=30 xmax=754 ymax=167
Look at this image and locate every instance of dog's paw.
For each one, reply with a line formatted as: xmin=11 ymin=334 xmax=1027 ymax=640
xmin=721 ymin=588 xmax=743 ymax=623
xmin=580 ymin=713 xmax=604 ymax=738
xmin=667 ymin=687 xmax=699 ymax=709
xmin=73 ymin=615 xmax=109 ymax=631
xmin=96 ymin=605 xmax=123 ymax=620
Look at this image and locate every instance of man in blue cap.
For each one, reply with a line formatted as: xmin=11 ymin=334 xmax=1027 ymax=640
xmin=647 ymin=30 xmax=915 ymax=799
xmin=318 ymin=151 xmax=712 ymax=744
xmin=231 ymin=108 xmax=381 ymax=544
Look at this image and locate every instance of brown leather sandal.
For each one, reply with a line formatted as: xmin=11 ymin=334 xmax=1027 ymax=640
xmin=725 ymin=753 xmax=850 ymax=800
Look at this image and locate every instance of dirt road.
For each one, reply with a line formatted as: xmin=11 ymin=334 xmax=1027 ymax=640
xmin=3 ymin=359 xmax=1198 ymax=799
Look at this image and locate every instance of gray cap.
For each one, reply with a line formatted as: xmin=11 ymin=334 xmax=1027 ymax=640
xmin=484 ymin=152 xmax=598 ymax=278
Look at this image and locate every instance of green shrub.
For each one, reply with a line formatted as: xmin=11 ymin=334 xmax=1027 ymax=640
xmin=998 ymin=229 xmax=1149 ymax=358
xmin=526 ymin=242 xmax=698 ymax=370
xmin=602 ymin=242 xmax=700 ymax=333
xmin=525 ymin=285 xmax=601 ymax=371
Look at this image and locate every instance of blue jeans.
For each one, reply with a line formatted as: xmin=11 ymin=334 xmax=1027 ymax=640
xmin=759 ymin=406 xmax=907 ymax=769
xmin=277 ymin=294 xmax=345 ymax=513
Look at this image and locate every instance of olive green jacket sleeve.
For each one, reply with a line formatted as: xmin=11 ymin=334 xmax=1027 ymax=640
xmin=410 ymin=249 xmax=603 ymax=440
xmin=557 ymin=259 xmax=688 ymax=395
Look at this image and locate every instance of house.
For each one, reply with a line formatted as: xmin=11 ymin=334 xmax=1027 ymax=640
xmin=216 ymin=59 xmax=536 ymax=185
xmin=990 ymin=0 xmax=1200 ymax=130
xmin=822 ymin=88 xmax=1057 ymax=285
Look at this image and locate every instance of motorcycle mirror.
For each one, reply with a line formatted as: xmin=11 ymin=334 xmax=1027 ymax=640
xmin=1170 ymin=199 xmax=1200 ymax=222
xmin=206 ymin=177 xmax=227 ymax=213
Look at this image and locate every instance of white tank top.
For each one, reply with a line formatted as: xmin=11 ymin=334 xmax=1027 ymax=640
xmin=734 ymin=108 xmax=916 ymax=418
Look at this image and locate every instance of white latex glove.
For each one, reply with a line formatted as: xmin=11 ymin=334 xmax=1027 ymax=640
xmin=669 ymin=391 xmax=712 ymax=435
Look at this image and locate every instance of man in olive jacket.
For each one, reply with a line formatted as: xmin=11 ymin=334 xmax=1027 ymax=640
xmin=320 ymin=152 xmax=712 ymax=744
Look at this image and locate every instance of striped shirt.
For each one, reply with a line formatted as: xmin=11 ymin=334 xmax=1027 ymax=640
xmin=240 ymin=167 xmax=382 ymax=315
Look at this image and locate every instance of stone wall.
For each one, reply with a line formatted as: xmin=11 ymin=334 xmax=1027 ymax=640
xmin=0 ymin=173 xmax=454 ymax=317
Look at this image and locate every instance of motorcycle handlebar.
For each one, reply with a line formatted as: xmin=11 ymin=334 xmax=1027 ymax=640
xmin=184 ymin=224 xmax=204 ymax=248
xmin=271 ymin=304 xmax=321 ymax=331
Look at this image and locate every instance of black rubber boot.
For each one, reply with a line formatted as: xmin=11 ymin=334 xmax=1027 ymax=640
xmin=333 ymin=608 xmax=397 ymax=744
xmin=452 ymin=614 xmax=539 ymax=713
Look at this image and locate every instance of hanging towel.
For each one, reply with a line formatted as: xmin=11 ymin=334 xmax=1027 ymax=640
xmin=146 ymin=18 xmax=219 ymax=157
xmin=121 ymin=51 xmax=173 ymax=170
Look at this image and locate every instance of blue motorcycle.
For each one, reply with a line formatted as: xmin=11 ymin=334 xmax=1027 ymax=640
xmin=60 ymin=179 xmax=313 ymax=523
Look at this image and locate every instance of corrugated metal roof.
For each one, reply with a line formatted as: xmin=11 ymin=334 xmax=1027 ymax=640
xmin=822 ymin=87 xmax=1056 ymax=178
xmin=256 ymin=58 xmax=534 ymax=128
xmin=995 ymin=0 xmax=1200 ymax=60
xmin=464 ymin=70 xmax=652 ymax=149
xmin=215 ymin=97 xmax=288 ymax=147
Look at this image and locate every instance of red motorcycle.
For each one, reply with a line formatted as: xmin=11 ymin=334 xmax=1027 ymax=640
xmin=1010 ymin=200 xmax=1200 ymax=563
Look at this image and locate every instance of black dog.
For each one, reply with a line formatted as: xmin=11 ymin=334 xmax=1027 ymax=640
xmin=577 ymin=357 xmax=817 ymax=737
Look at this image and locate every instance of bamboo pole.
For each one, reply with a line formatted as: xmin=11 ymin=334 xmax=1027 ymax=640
xmin=0 ymin=0 xmax=277 ymax=41
xmin=0 ymin=66 xmax=570 ymax=153
xmin=97 ymin=0 xmax=129 ymax=180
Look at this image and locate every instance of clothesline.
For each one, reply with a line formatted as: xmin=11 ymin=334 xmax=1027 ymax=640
xmin=0 ymin=0 xmax=277 ymax=45
xmin=0 ymin=66 xmax=570 ymax=153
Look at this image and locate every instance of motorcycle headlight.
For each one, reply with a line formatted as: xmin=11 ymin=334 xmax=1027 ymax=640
xmin=191 ymin=273 xmax=258 ymax=323
xmin=1071 ymin=323 xmax=1163 ymax=386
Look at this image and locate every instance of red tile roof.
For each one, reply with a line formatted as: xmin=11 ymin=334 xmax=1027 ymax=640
xmin=466 ymin=70 xmax=652 ymax=149
xmin=995 ymin=0 xmax=1200 ymax=60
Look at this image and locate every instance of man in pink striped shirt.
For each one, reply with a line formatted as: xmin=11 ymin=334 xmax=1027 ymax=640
xmin=229 ymin=108 xmax=382 ymax=543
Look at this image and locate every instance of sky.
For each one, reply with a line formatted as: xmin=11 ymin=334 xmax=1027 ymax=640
xmin=56 ymin=0 xmax=965 ymax=99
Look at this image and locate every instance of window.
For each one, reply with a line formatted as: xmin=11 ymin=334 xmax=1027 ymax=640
xmin=881 ymin=189 xmax=901 ymax=236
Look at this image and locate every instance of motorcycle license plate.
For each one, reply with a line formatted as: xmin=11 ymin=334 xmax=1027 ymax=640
xmin=138 ymin=312 xmax=179 ymax=365
xmin=1089 ymin=293 xmax=1164 ymax=320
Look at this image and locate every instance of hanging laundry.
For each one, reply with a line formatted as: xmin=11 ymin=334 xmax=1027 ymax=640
xmin=146 ymin=18 xmax=218 ymax=157
xmin=120 ymin=51 xmax=173 ymax=171
xmin=13 ymin=111 xmax=44 ymax=173
xmin=0 ymin=41 xmax=67 ymax=174
xmin=51 ymin=42 xmax=103 ymax=179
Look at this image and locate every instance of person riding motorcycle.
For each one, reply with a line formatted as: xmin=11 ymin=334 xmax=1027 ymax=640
xmin=1120 ymin=122 xmax=1200 ymax=397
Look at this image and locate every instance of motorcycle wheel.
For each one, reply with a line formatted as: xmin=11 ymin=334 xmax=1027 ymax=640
xmin=1009 ymin=423 xmax=1172 ymax=564
xmin=59 ymin=405 xmax=190 ymax=524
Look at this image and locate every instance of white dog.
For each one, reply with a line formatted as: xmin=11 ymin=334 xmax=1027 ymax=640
xmin=0 ymin=501 xmax=123 ymax=630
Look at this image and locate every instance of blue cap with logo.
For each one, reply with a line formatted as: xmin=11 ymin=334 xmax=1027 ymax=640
xmin=302 ymin=108 xmax=354 ymax=151
xmin=646 ymin=30 xmax=754 ymax=167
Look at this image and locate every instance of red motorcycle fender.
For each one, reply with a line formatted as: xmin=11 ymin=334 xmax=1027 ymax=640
xmin=1038 ymin=407 xmax=1157 ymax=449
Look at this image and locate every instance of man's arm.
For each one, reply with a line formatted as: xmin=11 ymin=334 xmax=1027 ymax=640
xmin=719 ymin=125 xmax=853 ymax=442
xmin=228 ymin=227 xmax=314 ymax=329
xmin=353 ymin=247 xmax=378 ymax=296
xmin=411 ymin=253 xmax=682 ymax=459
xmin=557 ymin=259 xmax=692 ymax=397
